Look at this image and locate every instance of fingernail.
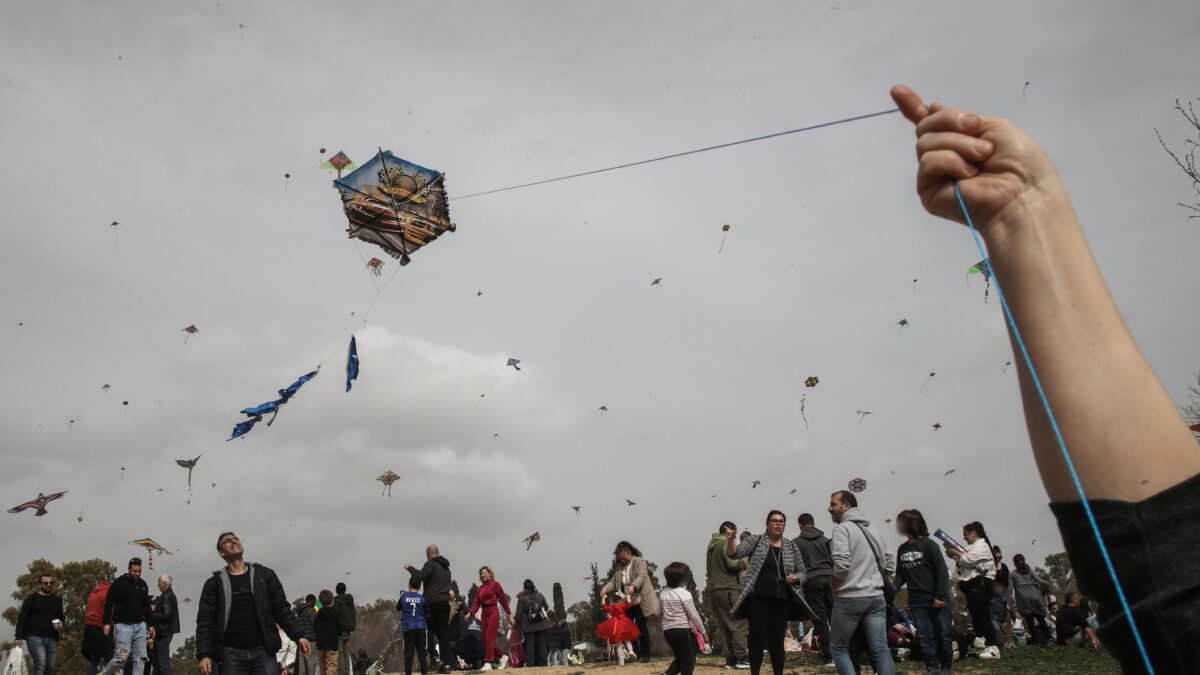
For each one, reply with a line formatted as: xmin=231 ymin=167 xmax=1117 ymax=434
xmin=976 ymin=140 xmax=993 ymax=154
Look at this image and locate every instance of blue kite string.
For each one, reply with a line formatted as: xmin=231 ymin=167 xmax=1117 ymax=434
xmin=953 ymin=183 xmax=1155 ymax=674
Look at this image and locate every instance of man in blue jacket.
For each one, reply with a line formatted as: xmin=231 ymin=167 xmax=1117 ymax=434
xmin=196 ymin=532 xmax=311 ymax=675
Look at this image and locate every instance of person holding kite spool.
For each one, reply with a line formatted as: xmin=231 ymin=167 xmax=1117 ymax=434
xmin=890 ymin=84 xmax=1200 ymax=672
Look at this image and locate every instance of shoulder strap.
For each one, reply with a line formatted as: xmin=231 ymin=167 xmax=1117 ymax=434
xmin=851 ymin=522 xmax=888 ymax=577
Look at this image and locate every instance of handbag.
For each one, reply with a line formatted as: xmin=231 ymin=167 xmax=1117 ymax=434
xmin=852 ymin=522 xmax=896 ymax=605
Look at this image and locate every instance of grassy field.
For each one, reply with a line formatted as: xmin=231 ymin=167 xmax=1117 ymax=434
xmin=531 ymin=647 xmax=1119 ymax=675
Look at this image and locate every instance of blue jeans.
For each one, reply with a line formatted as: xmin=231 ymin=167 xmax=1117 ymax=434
xmin=105 ymin=623 xmax=148 ymax=675
xmin=26 ymin=636 xmax=57 ymax=675
xmin=221 ymin=646 xmax=282 ymax=675
xmin=908 ymin=602 xmax=954 ymax=669
xmin=830 ymin=596 xmax=894 ymax=675
xmin=152 ymin=633 xmax=173 ymax=675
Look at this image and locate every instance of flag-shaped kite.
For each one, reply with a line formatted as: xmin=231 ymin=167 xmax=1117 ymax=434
xmin=523 ymin=532 xmax=541 ymax=551
xmin=228 ymin=370 xmax=318 ymax=440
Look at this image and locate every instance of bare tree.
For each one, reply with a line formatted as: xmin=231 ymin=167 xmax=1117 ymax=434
xmin=1184 ymin=370 xmax=1200 ymax=433
xmin=1155 ymin=98 xmax=1200 ymax=217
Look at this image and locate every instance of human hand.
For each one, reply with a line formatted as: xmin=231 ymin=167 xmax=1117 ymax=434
xmin=404 ymin=564 xmax=412 ymax=571
xmin=932 ymin=599 xmax=946 ymax=609
xmin=298 ymin=638 xmax=312 ymax=656
xmin=103 ymin=625 xmax=111 ymax=637
xmin=626 ymin=586 xmax=636 ymax=596
xmin=13 ymin=640 xmax=20 ymax=647
xmin=785 ymin=574 xmax=799 ymax=585
xmin=150 ymin=627 xmax=156 ymax=639
xmin=200 ymin=658 xmax=213 ymax=675
xmin=890 ymin=85 xmax=1066 ymax=238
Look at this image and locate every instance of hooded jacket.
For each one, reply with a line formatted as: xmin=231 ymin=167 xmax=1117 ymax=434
xmin=293 ymin=600 xmax=318 ymax=641
xmin=705 ymin=533 xmax=745 ymax=592
xmin=412 ymin=557 xmax=452 ymax=604
xmin=792 ymin=527 xmax=834 ymax=580
xmin=86 ymin=581 xmax=112 ymax=627
xmin=513 ymin=590 xmax=551 ymax=634
xmin=830 ymin=508 xmax=895 ymax=599
xmin=195 ymin=562 xmax=305 ymax=663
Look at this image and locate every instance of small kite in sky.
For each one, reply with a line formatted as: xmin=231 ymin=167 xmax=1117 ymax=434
xmin=129 ymin=538 xmax=172 ymax=569
xmin=884 ymin=518 xmax=894 ymax=525
xmin=228 ymin=370 xmax=318 ymax=440
xmin=523 ymin=532 xmax=541 ymax=551
xmin=626 ymin=499 xmax=637 ymax=506
xmin=751 ymin=480 xmax=761 ymax=488
xmin=8 ymin=491 xmax=68 ymax=517
xmin=650 ymin=277 xmax=662 ymax=287
xmin=932 ymin=422 xmax=942 ymax=431
xmin=913 ymin=278 xmax=918 ymax=292
xmin=346 ymin=336 xmax=359 ymax=392
xmin=805 ymin=377 xmax=819 ymax=388
xmin=175 ymin=455 xmax=201 ymax=489
xmin=921 ymin=372 xmax=936 ymax=394
xmin=67 ymin=419 xmax=74 ymax=430
xmin=366 ymin=258 xmax=385 ymax=277
xmin=571 ymin=506 xmax=582 ymax=517
xmin=377 ymin=471 xmax=400 ymax=497
xmin=76 ymin=509 xmax=84 ymax=523
xmin=507 ymin=358 xmax=522 ymax=371
xmin=856 ymin=410 xmax=873 ymax=423
xmin=598 ymin=405 xmax=608 ymax=414
xmin=284 ymin=173 xmax=290 ymax=191
xmin=102 ymin=384 xmax=111 ymax=393
xmin=847 ymin=478 xmax=867 ymax=493
xmin=718 ymin=224 xmax=731 ymax=254
xmin=321 ymin=151 xmax=356 ymax=178
xmin=944 ymin=469 xmax=957 ymax=477
xmin=968 ymin=259 xmax=992 ymax=303
xmin=896 ymin=319 xmax=909 ymax=329
xmin=182 ymin=325 xmax=199 ymax=343
xmin=1003 ymin=361 xmax=1013 ymax=374
xmin=476 ymin=290 xmax=483 ymax=297
xmin=789 ymin=488 xmax=798 ymax=494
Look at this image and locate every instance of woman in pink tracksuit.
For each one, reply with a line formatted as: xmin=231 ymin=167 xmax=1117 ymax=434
xmin=468 ymin=566 xmax=512 ymax=669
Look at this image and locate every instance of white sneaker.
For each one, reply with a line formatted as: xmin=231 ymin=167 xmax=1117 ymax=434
xmin=972 ymin=637 xmax=986 ymax=649
xmin=481 ymin=665 xmax=492 ymax=671
xmin=498 ymin=656 xmax=509 ymax=670
xmin=979 ymin=646 xmax=1001 ymax=659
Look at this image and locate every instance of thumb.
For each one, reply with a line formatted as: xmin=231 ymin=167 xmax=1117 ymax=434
xmin=890 ymin=85 xmax=929 ymax=125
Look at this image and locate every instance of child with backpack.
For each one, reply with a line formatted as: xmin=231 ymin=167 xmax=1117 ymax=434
xmin=397 ymin=577 xmax=429 ymax=675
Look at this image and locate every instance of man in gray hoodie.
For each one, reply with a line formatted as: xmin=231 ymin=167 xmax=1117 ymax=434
xmin=793 ymin=513 xmax=834 ymax=661
xmin=828 ymin=491 xmax=895 ymax=675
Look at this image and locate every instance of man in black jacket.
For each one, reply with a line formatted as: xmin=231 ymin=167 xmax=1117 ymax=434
xmin=103 ymin=558 xmax=155 ymax=675
xmin=15 ymin=573 xmax=65 ymax=675
xmin=793 ymin=513 xmax=835 ymax=662
xmin=333 ymin=583 xmax=355 ymax=675
xmin=150 ymin=574 xmax=180 ymax=675
xmin=293 ymin=596 xmax=319 ymax=675
xmin=196 ymin=532 xmax=311 ymax=675
xmin=405 ymin=545 xmax=454 ymax=673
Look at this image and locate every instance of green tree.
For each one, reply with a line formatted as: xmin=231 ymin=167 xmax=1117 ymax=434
xmin=466 ymin=583 xmax=479 ymax=609
xmin=566 ymin=600 xmax=594 ymax=640
xmin=551 ymin=582 xmax=566 ymax=622
xmin=4 ymin=558 xmax=117 ymax=674
xmin=588 ymin=563 xmax=605 ymax=630
xmin=1034 ymin=552 xmax=1076 ymax=599
xmin=171 ymin=635 xmax=201 ymax=675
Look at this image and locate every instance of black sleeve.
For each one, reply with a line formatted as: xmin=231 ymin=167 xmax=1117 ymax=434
xmin=143 ymin=587 xmax=153 ymax=625
xmin=14 ymin=596 xmax=32 ymax=640
xmin=195 ymin=577 xmax=220 ymax=662
xmin=266 ymin=570 xmax=302 ymax=641
xmin=411 ymin=562 xmax=432 ymax=583
xmin=103 ymin=579 xmax=119 ymax=626
xmin=1050 ymin=471 xmax=1200 ymax=675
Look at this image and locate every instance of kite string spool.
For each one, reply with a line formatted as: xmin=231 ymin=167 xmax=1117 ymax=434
xmin=952 ymin=183 xmax=1154 ymax=674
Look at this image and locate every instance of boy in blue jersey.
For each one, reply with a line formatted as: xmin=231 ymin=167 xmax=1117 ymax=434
xmin=397 ymin=577 xmax=429 ymax=675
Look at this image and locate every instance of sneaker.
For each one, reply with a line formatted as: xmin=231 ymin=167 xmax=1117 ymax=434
xmin=735 ymin=659 xmax=750 ymax=670
xmin=979 ymin=645 xmax=1001 ymax=659
xmin=480 ymin=665 xmax=492 ymax=671
xmin=498 ymin=656 xmax=509 ymax=670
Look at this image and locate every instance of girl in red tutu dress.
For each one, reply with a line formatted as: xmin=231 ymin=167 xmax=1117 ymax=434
xmin=596 ymin=602 xmax=641 ymax=665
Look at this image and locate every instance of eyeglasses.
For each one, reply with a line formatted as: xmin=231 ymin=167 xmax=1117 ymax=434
xmin=40 ymin=581 xmax=54 ymax=585
xmin=768 ymin=520 xmax=786 ymax=525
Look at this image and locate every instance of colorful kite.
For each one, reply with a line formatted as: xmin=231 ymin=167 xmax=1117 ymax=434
xmin=333 ymin=150 xmax=455 ymax=266
xmin=896 ymin=319 xmax=909 ymax=329
xmin=801 ymin=394 xmax=809 ymax=429
xmin=321 ymin=151 xmax=356 ymax=178
xmin=8 ymin=491 xmax=68 ymax=517
xmin=921 ymin=372 xmax=936 ymax=394
xmin=847 ymin=478 xmax=867 ymax=493
xmin=507 ymin=358 xmax=521 ymax=371
xmin=129 ymin=538 xmax=172 ymax=569
xmin=228 ymin=370 xmax=318 ymax=440
xmin=805 ymin=377 xmax=819 ymax=388
xmin=377 ymin=471 xmax=400 ymax=497
xmin=346 ymin=336 xmax=359 ymax=392
xmin=523 ymin=532 xmax=541 ymax=551
xmin=968 ymin=259 xmax=992 ymax=303
xmin=366 ymin=258 xmax=385 ymax=277
xmin=175 ymin=455 xmax=201 ymax=488
xmin=76 ymin=508 xmax=84 ymax=523
xmin=718 ymin=224 xmax=731 ymax=254
xmin=182 ymin=325 xmax=199 ymax=343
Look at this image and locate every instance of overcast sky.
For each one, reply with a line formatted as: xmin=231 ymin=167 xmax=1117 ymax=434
xmin=2 ymin=0 xmax=1199 ymax=642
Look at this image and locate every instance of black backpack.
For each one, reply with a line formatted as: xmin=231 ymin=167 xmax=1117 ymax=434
xmin=526 ymin=595 xmax=546 ymax=623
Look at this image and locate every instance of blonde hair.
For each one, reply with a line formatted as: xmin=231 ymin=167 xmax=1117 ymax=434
xmin=479 ymin=566 xmax=495 ymax=580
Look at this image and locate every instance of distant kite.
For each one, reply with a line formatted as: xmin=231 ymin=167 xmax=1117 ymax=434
xmin=847 ymin=478 xmax=867 ymax=493
xmin=377 ymin=471 xmax=400 ymax=497
xmin=76 ymin=508 xmax=84 ymax=523
xmin=1003 ymin=361 xmax=1013 ymax=374
xmin=789 ymin=489 xmax=798 ymax=494
xmin=751 ymin=480 xmax=761 ymax=488
xmin=598 ymin=405 xmax=608 ymax=414
xmin=175 ymin=455 xmax=201 ymax=489
xmin=896 ymin=319 xmax=909 ymax=329
xmin=967 ymin=260 xmax=992 ymax=303
xmin=650 ymin=278 xmax=662 ymax=287
xmin=320 ymin=151 xmax=356 ymax=178
xmin=944 ymin=469 xmax=957 ymax=477
xmin=718 ymin=224 xmax=731 ymax=254
xmin=366 ymin=258 xmax=385 ymax=276
xmin=228 ymin=370 xmax=318 ymax=440
xmin=856 ymin=410 xmax=873 ymax=423
xmin=8 ymin=491 xmax=68 ymax=517
xmin=284 ymin=173 xmax=290 ymax=191
xmin=506 ymin=358 xmax=521 ymax=371
xmin=571 ymin=506 xmax=582 ymax=517
xmin=102 ymin=383 xmax=111 ymax=392
xmin=805 ymin=377 xmax=819 ymax=388
xmin=626 ymin=499 xmax=637 ymax=506
xmin=921 ymin=372 xmax=936 ymax=394
xmin=182 ymin=325 xmax=198 ymax=343
xmin=346 ymin=336 xmax=359 ymax=392
xmin=129 ymin=538 xmax=172 ymax=570
xmin=476 ymin=290 xmax=483 ymax=297
xmin=912 ymin=279 xmax=918 ymax=292
xmin=932 ymin=422 xmax=942 ymax=431
xmin=523 ymin=532 xmax=541 ymax=551
xmin=800 ymin=394 xmax=809 ymax=429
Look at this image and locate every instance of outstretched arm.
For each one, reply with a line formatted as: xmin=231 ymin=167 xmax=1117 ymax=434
xmin=891 ymin=84 xmax=1199 ymax=503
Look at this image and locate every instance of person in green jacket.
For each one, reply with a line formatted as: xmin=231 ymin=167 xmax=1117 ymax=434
xmin=706 ymin=521 xmax=749 ymax=669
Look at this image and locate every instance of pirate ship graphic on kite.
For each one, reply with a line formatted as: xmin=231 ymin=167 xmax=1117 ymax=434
xmin=333 ymin=150 xmax=456 ymax=266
